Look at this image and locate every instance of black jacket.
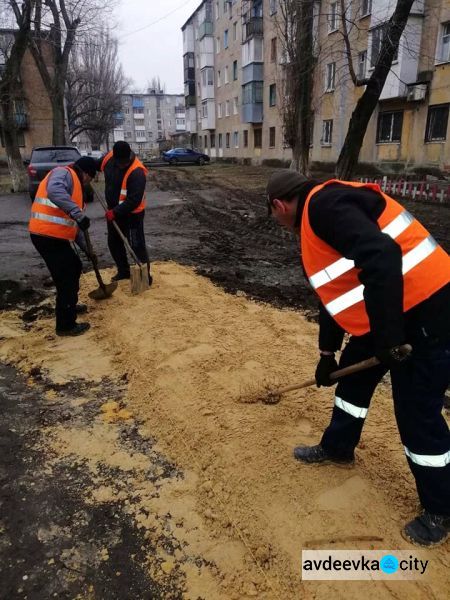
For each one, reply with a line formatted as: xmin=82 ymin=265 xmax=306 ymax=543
xmin=98 ymin=152 xmax=147 ymax=216
xmin=295 ymin=181 xmax=450 ymax=353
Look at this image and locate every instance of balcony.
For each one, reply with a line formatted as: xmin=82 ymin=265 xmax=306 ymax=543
xmin=199 ymin=20 xmax=213 ymax=40
xmin=241 ymin=103 xmax=263 ymax=123
xmin=243 ymin=17 xmax=263 ymax=42
xmin=185 ymin=95 xmax=196 ymax=107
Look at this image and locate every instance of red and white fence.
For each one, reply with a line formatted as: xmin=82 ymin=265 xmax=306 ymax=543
xmin=359 ymin=176 xmax=450 ymax=204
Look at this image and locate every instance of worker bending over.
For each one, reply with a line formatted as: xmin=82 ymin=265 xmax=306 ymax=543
xmin=266 ymin=169 xmax=450 ymax=547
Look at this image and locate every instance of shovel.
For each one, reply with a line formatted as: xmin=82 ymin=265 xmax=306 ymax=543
xmin=84 ymin=231 xmax=118 ymax=300
xmin=93 ymin=189 xmax=149 ymax=295
xmin=259 ymin=344 xmax=412 ymax=404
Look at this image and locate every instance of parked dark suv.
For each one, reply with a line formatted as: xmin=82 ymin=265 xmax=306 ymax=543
xmin=27 ymin=146 xmax=81 ymax=200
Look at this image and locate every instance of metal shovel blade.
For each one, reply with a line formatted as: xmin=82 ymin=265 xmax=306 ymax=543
xmin=88 ymin=281 xmax=118 ymax=300
xmin=130 ymin=264 xmax=150 ymax=295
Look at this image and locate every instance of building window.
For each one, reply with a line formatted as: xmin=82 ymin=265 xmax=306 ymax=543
xmin=328 ymin=2 xmax=338 ymax=33
xmin=233 ymin=60 xmax=238 ymax=80
xmin=136 ymin=130 xmax=146 ymax=138
xmin=243 ymin=129 xmax=248 ymax=147
xmin=226 ymin=132 xmax=230 ymax=148
xmin=233 ymin=21 xmax=237 ymax=41
xmin=370 ymin=25 xmax=398 ymax=67
xmin=233 ymin=131 xmax=239 ymax=148
xmin=242 ymin=81 xmax=263 ymax=104
xmin=377 ymin=111 xmax=403 ymax=143
xmin=201 ymin=101 xmax=208 ymax=118
xmin=254 ymin=128 xmax=262 ymax=148
xmin=225 ymin=100 xmax=230 ymax=116
xmin=225 ymin=65 xmax=229 ymax=83
xmin=204 ymin=135 xmax=208 ymax=148
xmin=202 ymin=67 xmax=214 ymax=86
xmin=270 ymin=37 xmax=277 ymax=62
xmin=218 ymin=103 xmax=223 ymax=118
xmin=218 ymin=133 xmax=223 ymax=148
xmin=358 ymin=50 xmax=367 ymax=80
xmin=124 ymin=107 xmax=130 ymax=114
xmin=269 ymin=126 xmax=276 ymax=147
xmin=321 ymin=119 xmax=333 ymax=145
xmin=210 ymin=133 xmax=216 ymax=148
xmin=233 ymin=96 xmax=239 ymax=114
xmin=217 ymin=70 xmax=221 ymax=87
xmin=438 ymin=22 xmax=450 ymax=63
xmin=325 ymin=62 xmax=336 ymax=91
xmin=270 ymin=0 xmax=277 ymax=15
xmin=361 ymin=0 xmax=372 ymax=17
xmin=269 ymin=83 xmax=277 ymax=106
xmin=215 ymin=0 xmax=219 ymax=19
xmin=216 ymin=37 xmax=220 ymax=53
xmin=425 ymin=104 xmax=449 ymax=142
xmin=224 ymin=29 xmax=229 ymax=48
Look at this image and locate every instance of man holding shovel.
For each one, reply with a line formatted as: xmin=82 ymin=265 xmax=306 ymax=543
xmin=98 ymin=141 xmax=151 ymax=285
xmin=29 ymin=157 xmax=97 ymax=336
xmin=265 ymin=170 xmax=450 ymax=546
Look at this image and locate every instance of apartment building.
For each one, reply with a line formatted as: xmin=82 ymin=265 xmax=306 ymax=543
xmin=182 ymin=0 xmax=450 ymax=171
xmin=0 ymin=29 xmax=53 ymax=159
xmin=111 ymin=91 xmax=186 ymax=157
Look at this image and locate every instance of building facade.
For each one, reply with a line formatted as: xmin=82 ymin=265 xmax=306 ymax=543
xmin=0 ymin=29 xmax=53 ymax=159
xmin=110 ymin=91 xmax=186 ymax=158
xmin=182 ymin=0 xmax=450 ymax=171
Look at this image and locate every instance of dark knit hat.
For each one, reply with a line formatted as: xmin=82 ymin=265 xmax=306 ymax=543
xmin=113 ymin=140 xmax=132 ymax=162
xmin=74 ymin=156 xmax=97 ymax=178
xmin=266 ymin=169 xmax=307 ymax=201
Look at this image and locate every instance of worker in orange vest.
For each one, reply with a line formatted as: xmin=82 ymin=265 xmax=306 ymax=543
xmin=266 ymin=169 xmax=450 ymax=547
xmin=98 ymin=141 xmax=151 ymax=284
xmin=29 ymin=157 xmax=97 ymax=336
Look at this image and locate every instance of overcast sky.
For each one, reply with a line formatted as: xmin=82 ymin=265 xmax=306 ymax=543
xmin=115 ymin=0 xmax=201 ymax=95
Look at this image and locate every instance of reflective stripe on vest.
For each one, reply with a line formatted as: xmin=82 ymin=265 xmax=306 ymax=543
xmin=29 ymin=167 xmax=83 ymax=241
xmin=405 ymin=446 xmax=450 ymax=467
xmin=31 ymin=212 xmax=77 ymax=227
xmin=335 ymin=396 xmax=368 ymax=419
xmin=326 ymin=235 xmax=439 ymax=316
xmin=300 ymin=179 xmax=450 ymax=336
xmin=34 ymin=197 xmax=59 ymax=209
xmin=309 ymin=211 xmax=415 ymax=289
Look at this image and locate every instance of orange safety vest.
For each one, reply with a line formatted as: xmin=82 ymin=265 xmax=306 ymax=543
xmin=100 ymin=151 xmax=148 ymax=213
xmin=28 ymin=166 xmax=84 ymax=242
xmin=301 ymin=179 xmax=450 ymax=336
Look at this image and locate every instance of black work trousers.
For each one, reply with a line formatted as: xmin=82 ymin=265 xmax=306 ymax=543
xmin=320 ymin=331 xmax=450 ymax=516
xmin=30 ymin=233 xmax=82 ymax=331
xmin=107 ymin=211 xmax=150 ymax=277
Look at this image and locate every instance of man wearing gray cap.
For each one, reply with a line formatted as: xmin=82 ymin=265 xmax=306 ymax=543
xmin=266 ymin=169 xmax=450 ymax=546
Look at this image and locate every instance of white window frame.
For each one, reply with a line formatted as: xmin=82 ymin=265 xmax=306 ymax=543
xmin=225 ymin=100 xmax=230 ymax=117
xmin=361 ymin=0 xmax=372 ymax=17
xmin=328 ymin=2 xmax=338 ymax=33
xmin=233 ymin=96 xmax=238 ymax=114
xmin=358 ymin=50 xmax=367 ymax=80
xmin=325 ymin=62 xmax=336 ymax=91
xmin=217 ymin=69 xmax=221 ymax=87
xmin=438 ymin=22 xmax=450 ymax=63
xmin=218 ymin=102 xmax=223 ymax=118
xmin=233 ymin=131 xmax=239 ymax=148
xmin=225 ymin=65 xmax=229 ymax=84
xmin=321 ymin=119 xmax=333 ymax=146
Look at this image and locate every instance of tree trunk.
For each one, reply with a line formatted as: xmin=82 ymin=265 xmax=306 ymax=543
xmin=336 ymin=0 xmax=415 ymax=179
xmin=51 ymin=90 xmax=66 ymax=145
xmin=0 ymin=104 xmax=27 ymax=192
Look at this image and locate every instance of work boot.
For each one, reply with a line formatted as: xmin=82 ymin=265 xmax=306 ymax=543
xmin=402 ymin=512 xmax=450 ymax=547
xmin=293 ymin=444 xmax=354 ymax=467
xmin=75 ymin=303 xmax=88 ymax=315
xmin=111 ymin=272 xmax=130 ymax=282
xmin=56 ymin=322 xmax=90 ymax=337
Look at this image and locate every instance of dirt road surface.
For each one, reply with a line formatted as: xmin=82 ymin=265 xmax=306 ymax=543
xmin=1 ymin=165 xmax=449 ymax=599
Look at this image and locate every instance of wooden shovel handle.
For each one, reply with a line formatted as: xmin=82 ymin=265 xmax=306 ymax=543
xmin=273 ymin=344 xmax=412 ymax=396
xmin=93 ymin=188 xmax=143 ymax=266
xmin=84 ymin=230 xmax=106 ymax=292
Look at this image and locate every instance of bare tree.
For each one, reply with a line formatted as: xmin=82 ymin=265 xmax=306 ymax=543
xmin=336 ymin=0 xmax=416 ymax=178
xmin=66 ymin=30 xmax=127 ymax=146
xmin=20 ymin=0 xmax=115 ymax=145
xmin=0 ymin=0 xmax=34 ymax=191
xmin=277 ymin=0 xmax=316 ymax=174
